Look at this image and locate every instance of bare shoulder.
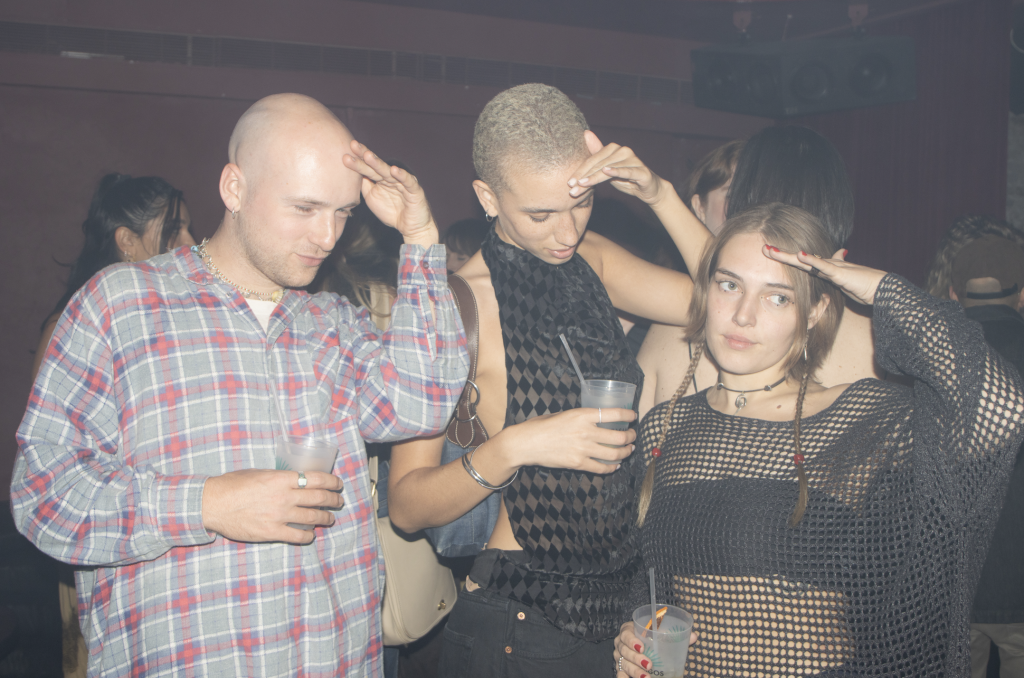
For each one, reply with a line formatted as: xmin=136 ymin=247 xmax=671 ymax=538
xmin=454 ymin=252 xmax=496 ymax=315
xmin=636 ymin=324 xmax=722 ymax=417
xmin=817 ymin=305 xmax=884 ymax=386
xmin=637 ymin=322 xmax=687 ymax=360
xmin=575 ymin=230 xmax=615 ymax=279
xmin=453 ymin=252 xmax=490 ymax=291
xmin=636 ymin=323 xmax=687 ymax=415
xmin=451 ymin=250 xmax=507 ymax=433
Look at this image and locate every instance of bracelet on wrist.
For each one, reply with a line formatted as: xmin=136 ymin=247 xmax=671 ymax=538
xmin=461 ymin=448 xmax=519 ymax=491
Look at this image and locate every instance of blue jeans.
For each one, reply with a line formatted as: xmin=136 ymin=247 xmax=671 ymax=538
xmin=438 ymin=586 xmax=615 ymax=678
xmin=383 ymin=646 xmax=399 ymax=678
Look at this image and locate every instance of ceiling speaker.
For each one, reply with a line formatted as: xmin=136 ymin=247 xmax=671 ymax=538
xmin=692 ymin=36 xmax=916 ymax=117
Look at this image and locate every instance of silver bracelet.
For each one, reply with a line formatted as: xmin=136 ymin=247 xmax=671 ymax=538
xmin=461 ymin=448 xmax=519 ymax=491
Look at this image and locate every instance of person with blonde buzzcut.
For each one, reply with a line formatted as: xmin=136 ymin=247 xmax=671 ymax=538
xmin=388 ymin=83 xmax=706 ymax=677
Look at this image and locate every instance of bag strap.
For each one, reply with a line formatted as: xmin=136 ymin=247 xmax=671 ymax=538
xmin=368 ymin=454 xmax=380 ymax=512
xmin=446 ymin=274 xmax=489 ymax=448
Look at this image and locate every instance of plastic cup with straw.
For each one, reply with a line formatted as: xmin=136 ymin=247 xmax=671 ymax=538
xmin=559 ymin=333 xmax=587 ymax=387
xmin=559 ymin=333 xmax=636 ymax=461
xmin=631 ymin=567 xmax=693 ymax=678
xmin=650 ymin=567 xmax=659 ymax=657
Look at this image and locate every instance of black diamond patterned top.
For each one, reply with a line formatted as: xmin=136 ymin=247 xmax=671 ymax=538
xmin=479 ymin=226 xmax=645 ymax=640
xmin=629 ymin=275 xmax=1024 ymax=677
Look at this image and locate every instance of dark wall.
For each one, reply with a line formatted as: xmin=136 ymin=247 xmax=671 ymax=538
xmin=797 ymin=0 xmax=1011 ymax=283
xmin=0 ymin=2 xmax=765 ymax=498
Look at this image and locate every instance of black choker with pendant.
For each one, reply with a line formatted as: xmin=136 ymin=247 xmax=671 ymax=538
xmin=716 ymin=374 xmax=788 ymax=412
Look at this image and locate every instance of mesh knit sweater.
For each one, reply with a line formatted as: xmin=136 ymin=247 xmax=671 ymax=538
xmin=630 ymin=275 xmax=1024 ymax=677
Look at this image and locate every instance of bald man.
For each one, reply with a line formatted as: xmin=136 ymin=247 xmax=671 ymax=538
xmin=11 ymin=94 xmax=468 ymax=677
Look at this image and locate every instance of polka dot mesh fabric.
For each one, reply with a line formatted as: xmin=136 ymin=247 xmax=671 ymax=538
xmin=630 ymin=275 xmax=1024 ymax=677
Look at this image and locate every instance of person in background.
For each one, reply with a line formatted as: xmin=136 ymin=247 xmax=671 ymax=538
xmin=944 ymin=235 xmax=1024 ymax=678
xmin=444 ymin=217 xmax=490 ymax=274
xmin=29 ymin=172 xmax=194 ymax=678
xmin=13 ymin=93 xmax=468 ymax=677
xmin=615 ymin=203 xmax=1024 ymax=678
xmin=309 ymin=201 xmax=401 ymax=316
xmin=687 ymin=139 xmax=744 ymax=236
xmin=32 ymin=173 xmax=195 ymax=378
xmin=636 ymin=126 xmax=882 ymax=421
xmin=925 ymin=215 xmax=1024 ymax=300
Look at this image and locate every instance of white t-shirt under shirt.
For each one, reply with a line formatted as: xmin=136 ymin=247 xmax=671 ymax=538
xmin=245 ymin=298 xmax=278 ymax=333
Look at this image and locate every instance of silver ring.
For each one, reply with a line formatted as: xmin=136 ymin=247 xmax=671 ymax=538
xmin=618 ymin=656 xmax=623 ymax=673
xmin=297 ymin=472 xmax=307 ymax=489
xmin=598 ymin=408 xmax=603 ymax=424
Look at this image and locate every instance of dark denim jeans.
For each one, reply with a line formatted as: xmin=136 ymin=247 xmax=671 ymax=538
xmin=438 ymin=586 xmax=615 ymax=678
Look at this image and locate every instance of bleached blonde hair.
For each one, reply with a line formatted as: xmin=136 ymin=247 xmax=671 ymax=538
xmin=473 ymin=84 xmax=589 ymax=193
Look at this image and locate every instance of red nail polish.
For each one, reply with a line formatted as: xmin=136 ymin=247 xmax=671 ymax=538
xmin=641 ymin=674 xmax=648 ymax=678
xmin=800 ymin=251 xmax=807 ymax=256
xmin=634 ymin=643 xmax=643 ymax=652
xmin=642 ymin=659 xmax=651 ymax=669
xmin=843 ymin=249 xmax=849 ymax=257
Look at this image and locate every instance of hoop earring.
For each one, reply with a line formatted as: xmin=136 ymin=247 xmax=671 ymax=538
xmin=485 ymin=213 xmax=494 ymax=223
xmin=803 ymin=343 xmax=809 ymax=363
xmin=231 ymin=209 xmax=237 ymax=218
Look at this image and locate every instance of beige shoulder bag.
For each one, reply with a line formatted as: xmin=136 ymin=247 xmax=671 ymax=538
xmin=369 ymin=456 xmax=457 ymax=645
xmin=365 ymin=281 xmax=457 ymax=646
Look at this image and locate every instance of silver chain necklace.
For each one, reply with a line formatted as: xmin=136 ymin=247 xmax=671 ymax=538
xmin=193 ymin=239 xmax=284 ymax=303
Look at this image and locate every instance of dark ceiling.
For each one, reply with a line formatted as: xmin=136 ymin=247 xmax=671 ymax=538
xmin=350 ymin=0 xmax=968 ymax=43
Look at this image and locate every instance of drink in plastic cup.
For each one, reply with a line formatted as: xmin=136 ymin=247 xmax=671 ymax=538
xmin=581 ymin=379 xmax=637 ymax=463
xmin=274 ymin=434 xmax=339 ymax=530
xmin=632 ymin=604 xmax=693 ymax=678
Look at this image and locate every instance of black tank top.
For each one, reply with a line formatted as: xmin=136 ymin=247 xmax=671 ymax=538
xmin=479 ymin=226 xmax=645 ymax=640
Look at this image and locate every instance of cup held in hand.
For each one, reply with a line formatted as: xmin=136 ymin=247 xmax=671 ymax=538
xmin=581 ymin=379 xmax=637 ymax=463
xmin=632 ymin=604 xmax=693 ymax=678
xmin=275 ymin=434 xmax=339 ymax=531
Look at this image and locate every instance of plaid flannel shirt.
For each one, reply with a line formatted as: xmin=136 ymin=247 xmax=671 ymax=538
xmin=11 ymin=243 xmax=468 ymax=677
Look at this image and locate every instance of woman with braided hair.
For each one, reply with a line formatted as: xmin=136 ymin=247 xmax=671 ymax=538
xmin=613 ymin=203 xmax=1024 ymax=677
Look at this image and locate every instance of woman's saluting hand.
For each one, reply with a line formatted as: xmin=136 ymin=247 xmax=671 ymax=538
xmin=764 ymin=245 xmax=888 ymax=307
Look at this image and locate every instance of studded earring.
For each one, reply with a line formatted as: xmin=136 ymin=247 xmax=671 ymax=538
xmin=123 ymin=250 xmax=134 ymax=263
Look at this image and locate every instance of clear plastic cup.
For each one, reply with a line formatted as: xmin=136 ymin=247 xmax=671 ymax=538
xmin=274 ymin=434 xmax=339 ymax=530
xmin=632 ymin=604 xmax=693 ymax=678
xmin=581 ymin=379 xmax=637 ymax=463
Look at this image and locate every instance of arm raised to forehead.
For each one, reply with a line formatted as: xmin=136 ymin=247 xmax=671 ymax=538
xmin=227 ymin=93 xmax=351 ymax=170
